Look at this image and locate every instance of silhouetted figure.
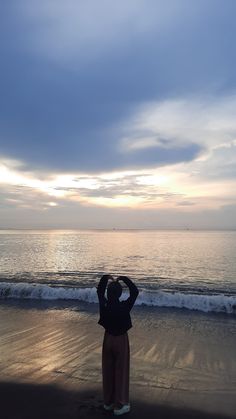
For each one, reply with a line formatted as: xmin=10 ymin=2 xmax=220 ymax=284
xmin=97 ymin=274 xmax=139 ymax=415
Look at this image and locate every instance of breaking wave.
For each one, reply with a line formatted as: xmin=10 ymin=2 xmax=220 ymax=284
xmin=0 ymin=281 xmax=236 ymax=314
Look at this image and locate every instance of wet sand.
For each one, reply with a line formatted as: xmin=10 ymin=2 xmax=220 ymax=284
xmin=0 ymin=300 xmax=235 ymax=418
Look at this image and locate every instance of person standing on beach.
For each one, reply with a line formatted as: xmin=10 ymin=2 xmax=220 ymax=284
xmin=97 ymin=274 xmax=139 ymax=416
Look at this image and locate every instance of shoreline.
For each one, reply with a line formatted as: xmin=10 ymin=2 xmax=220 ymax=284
xmin=0 ymin=302 xmax=235 ymax=418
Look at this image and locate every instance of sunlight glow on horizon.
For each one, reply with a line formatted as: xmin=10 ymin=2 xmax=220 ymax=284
xmin=1 ymin=157 xmax=235 ymax=211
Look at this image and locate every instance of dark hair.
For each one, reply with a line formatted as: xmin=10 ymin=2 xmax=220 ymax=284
xmin=107 ymin=281 xmax=122 ymax=301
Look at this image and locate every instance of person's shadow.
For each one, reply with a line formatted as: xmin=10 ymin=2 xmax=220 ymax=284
xmin=0 ymin=381 xmax=232 ymax=419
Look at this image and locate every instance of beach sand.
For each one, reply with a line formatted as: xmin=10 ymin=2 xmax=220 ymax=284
xmin=0 ymin=300 xmax=235 ymax=419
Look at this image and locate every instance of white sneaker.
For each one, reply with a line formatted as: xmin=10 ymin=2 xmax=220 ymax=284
xmin=103 ymin=403 xmax=114 ymax=411
xmin=114 ymin=404 xmax=130 ymax=415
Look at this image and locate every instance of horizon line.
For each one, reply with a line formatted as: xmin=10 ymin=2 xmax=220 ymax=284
xmin=0 ymin=227 xmax=236 ymax=232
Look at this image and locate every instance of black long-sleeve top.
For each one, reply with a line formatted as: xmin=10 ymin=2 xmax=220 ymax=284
xmin=97 ymin=275 xmax=139 ymax=336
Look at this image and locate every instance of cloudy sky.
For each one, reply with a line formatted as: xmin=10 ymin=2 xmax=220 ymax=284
xmin=0 ymin=0 xmax=236 ymax=229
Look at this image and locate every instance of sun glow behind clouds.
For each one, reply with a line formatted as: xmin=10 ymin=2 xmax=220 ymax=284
xmin=1 ymin=95 xmax=236 ymax=213
xmin=1 ymin=157 xmax=235 ymax=212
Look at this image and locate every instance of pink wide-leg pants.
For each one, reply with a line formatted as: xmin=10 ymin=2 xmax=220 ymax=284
xmin=102 ymin=331 xmax=130 ymax=407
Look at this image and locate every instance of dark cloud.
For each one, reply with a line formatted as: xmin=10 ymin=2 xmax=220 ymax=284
xmin=0 ymin=1 xmax=235 ymax=172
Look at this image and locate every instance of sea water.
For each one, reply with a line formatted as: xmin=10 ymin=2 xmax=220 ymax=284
xmin=0 ymin=229 xmax=236 ymax=314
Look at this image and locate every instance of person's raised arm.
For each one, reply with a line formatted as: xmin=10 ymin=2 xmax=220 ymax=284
xmin=97 ymin=274 xmax=113 ymax=305
xmin=118 ymin=276 xmax=139 ymax=309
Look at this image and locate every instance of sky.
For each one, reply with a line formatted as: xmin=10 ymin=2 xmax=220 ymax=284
xmin=0 ymin=0 xmax=236 ymax=229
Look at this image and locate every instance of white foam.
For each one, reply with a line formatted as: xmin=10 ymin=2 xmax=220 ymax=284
xmin=0 ymin=282 xmax=98 ymax=303
xmin=0 ymin=282 xmax=235 ymax=314
xmin=136 ymin=289 xmax=236 ymax=314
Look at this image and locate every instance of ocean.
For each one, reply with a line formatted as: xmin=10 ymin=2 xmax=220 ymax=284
xmin=0 ymin=229 xmax=236 ymax=314
xmin=1 ymin=229 xmax=236 ymax=417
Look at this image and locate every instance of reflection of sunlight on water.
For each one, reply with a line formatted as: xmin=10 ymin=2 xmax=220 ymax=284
xmin=0 ymin=230 xmax=236 ymax=293
xmin=175 ymin=349 xmax=195 ymax=368
xmin=0 ymin=307 xmax=102 ymax=384
xmin=131 ymin=311 xmax=236 ymax=392
xmin=1 ymin=303 xmax=236 ymax=399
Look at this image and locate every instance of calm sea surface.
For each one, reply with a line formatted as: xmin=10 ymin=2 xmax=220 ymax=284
xmin=0 ymin=229 xmax=235 ymax=294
